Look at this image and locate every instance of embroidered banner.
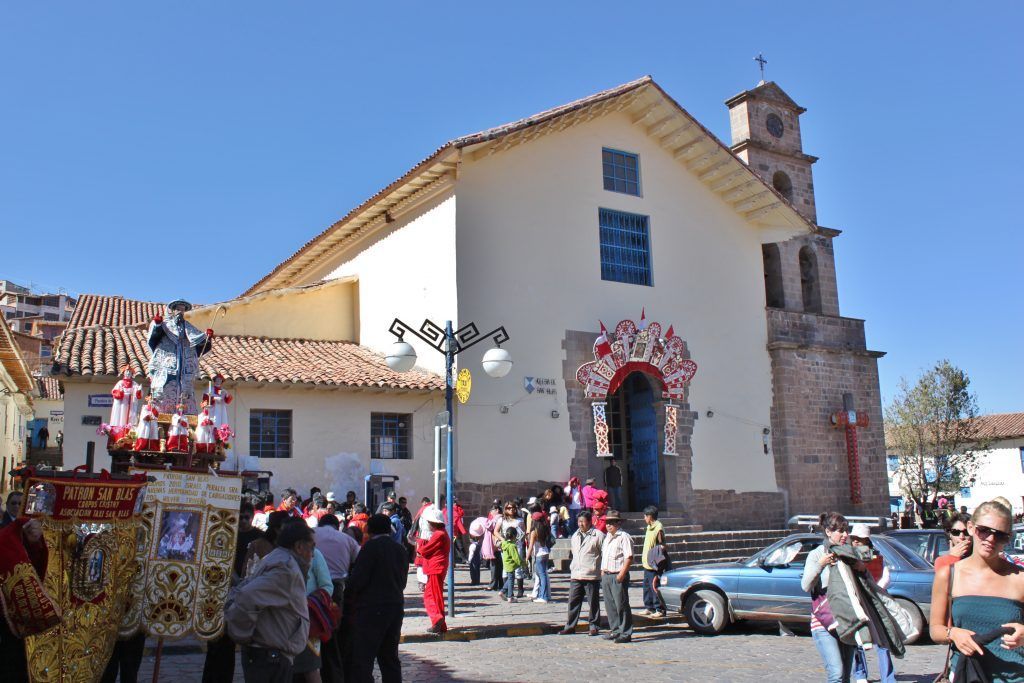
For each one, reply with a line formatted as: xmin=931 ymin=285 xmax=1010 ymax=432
xmin=21 ymin=472 xmax=149 ymax=683
xmin=23 ymin=477 xmax=144 ymax=521
xmin=120 ymin=469 xmax=241 ymax=640
xmin=0 ymin=521 xmax=61 ymax=639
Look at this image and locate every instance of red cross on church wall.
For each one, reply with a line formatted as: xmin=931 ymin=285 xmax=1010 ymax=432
xmin=830 ymin=392 xmax=869 ymax=504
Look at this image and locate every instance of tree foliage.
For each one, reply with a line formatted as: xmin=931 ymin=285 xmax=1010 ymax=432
xmin=884 ymin=359 xmax=989 ymax=505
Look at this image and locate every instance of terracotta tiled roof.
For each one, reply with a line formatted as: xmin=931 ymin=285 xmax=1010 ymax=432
xmin=67 ymin=294 xmax=165 ymax=329
xmin=53 ymin=326 xmax=442 ymax=391
xmin=37 ymin=376 xmax=63 ymax=400
xmin=972 ymin=413 xmax=1024 ymax=441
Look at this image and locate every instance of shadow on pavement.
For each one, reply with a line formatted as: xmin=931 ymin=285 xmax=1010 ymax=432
xmin=386 ymin=652 xmax=475 ymax=682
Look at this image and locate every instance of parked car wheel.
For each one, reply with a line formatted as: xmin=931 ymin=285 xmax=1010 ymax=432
xmin=683 ymin=589 xmax=729 ymax=635
xmin=894 ymin=597 xmax=925 ymax=645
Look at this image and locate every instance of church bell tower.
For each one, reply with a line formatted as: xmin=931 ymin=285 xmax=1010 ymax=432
xmin=725 ymin=81 xmax=818 ymax=223
xmin=722 ymin=74 xmax=889 ymax=520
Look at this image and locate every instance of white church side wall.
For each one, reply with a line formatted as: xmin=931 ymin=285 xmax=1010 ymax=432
xmin=323 ymin=194 xmax=458 ymax=377
xmin=453 ymin=110 xmax=782 ymax=493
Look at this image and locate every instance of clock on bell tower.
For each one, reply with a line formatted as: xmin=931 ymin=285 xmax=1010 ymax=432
xmin=725 ymin=80 xmax=818 ymax=223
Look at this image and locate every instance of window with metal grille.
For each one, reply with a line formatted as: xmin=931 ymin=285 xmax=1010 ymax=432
xmin=249 ymin=410 xmax=292 ymax=459
xmin=599 ymin=208 xmax=652 ymax=286
xmin=602 ymin=148 xmax=640 ymax=195
xmin=371 ymin=413 xmax=411 ymax=460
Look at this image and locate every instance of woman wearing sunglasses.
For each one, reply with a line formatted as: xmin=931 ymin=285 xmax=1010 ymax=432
xmin=934 ymin=512 xmax=973 ymax=571
xmin=929 ymin=500 xmax=1024 ymax=681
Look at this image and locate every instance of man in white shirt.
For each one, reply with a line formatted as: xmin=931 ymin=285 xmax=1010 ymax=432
xmin=599 ymin=510 xmax=634 ymax=643
xmin=314 ymin=514 xmax=360 ymax=590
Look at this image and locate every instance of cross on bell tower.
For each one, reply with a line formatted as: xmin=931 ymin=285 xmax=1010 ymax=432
xmin=754 ymin=53 xmax=768 ymax=83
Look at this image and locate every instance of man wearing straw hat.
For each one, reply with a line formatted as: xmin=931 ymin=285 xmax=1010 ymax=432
xmin=600 ymin=510 xmax=634 ymax=643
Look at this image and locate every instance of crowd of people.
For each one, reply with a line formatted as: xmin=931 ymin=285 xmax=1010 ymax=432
xmin=204 ymin=473 xmax=671 ymax=680
xmin=6 ymin=472 xmax=1024 ymax=683
xmin=213 ymin=486 xmax=448 ymax=683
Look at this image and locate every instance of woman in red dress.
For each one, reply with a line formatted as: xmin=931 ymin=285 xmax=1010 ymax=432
xmin=418 ymin=507 xmax=451 ymax=634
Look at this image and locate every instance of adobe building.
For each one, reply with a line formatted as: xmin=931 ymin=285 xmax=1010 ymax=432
xmin=54 ymin=76 xmax=887 ymax=528
xmin=239 ymin=76 xmax=888 ymax=526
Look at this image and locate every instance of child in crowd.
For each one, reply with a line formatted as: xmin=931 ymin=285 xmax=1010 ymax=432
xmin=467 ymin=518 xmax=485 ymax=585
xmin=499 ymin=527 xmax=523 ymax=603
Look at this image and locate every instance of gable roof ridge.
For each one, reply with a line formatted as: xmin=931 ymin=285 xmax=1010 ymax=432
xmin=451 ymin=75 xmax=653 ymax=148
xmin=244 ymin=75 xmax=816 ymax=295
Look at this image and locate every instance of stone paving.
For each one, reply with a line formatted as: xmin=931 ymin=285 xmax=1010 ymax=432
xmin=400 ymin=565 xmax=675 ymax=636
xmin=136 ymin=566 xmax=949 ymax=682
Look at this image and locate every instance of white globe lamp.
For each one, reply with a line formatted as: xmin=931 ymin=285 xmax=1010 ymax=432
xmin=481 ymin=347 xmax=513 ymax=379
xmin=385 ymin=341 xmax=417 ymax=372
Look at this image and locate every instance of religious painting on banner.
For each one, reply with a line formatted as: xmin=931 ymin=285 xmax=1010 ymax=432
xmin=17 ymin=469 xmax=150 ymax=683
xmin=119 ymin=469 xmax=241 ymax=640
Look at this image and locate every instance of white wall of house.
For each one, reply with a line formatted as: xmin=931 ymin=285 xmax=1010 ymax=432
xmin=451 ymin=110 xmax=797 ymax=490
xmin=323 ymin=194 xmax=458 ymax=376
xmin=958 ymin=438 xmax=1024 ymax=515
xmin=0 ymin=373 xmax=32 ymax=492
xmin=34 ymin=397 xmax=64 ymax=435
xmin=226 ymin=385 xmax=443 ymax=501
xmin=61 ymin=380 xmax=113 ymax=471
xmin=61 ymin=377 xmax=444 ymax=503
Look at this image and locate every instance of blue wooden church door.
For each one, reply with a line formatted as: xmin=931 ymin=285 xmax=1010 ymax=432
xmin=626 ymin=374 xmax=660 ymax=509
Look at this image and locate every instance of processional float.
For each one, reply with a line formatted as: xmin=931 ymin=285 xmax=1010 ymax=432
xmin=10 ymin=298 xmax=245 ymax=682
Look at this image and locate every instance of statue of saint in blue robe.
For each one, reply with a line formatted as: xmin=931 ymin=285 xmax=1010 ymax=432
xmin=146 ymin=300 xmax=212 ymax=414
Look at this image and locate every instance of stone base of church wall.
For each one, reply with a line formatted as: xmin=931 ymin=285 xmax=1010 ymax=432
xmin=688 ymin=489 xmax=787 ymax=530
xmin=767 ymin=309 xmax=889 ymax=519
xmin=455 ymin=480 xmax=555 ymax=519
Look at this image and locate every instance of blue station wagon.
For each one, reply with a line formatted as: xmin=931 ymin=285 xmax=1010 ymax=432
xmin=659 ymin=533 xmax=934 ymax=643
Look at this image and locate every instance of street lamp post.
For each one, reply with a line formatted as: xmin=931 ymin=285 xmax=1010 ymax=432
xmin=385 ymin=317 xmax=512 ymax=617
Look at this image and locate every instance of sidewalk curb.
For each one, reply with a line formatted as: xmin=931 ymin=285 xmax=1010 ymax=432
xmin=399 ymin=613 xmax=686 ymax=644
xmin=149 ymin=615 xmax=689 ymax=655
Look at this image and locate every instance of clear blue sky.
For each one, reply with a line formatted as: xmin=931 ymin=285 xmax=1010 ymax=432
xmin=2 ymin=3 xmax=1021 ymax=414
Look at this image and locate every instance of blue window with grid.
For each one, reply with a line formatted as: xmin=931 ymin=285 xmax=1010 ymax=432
xmin=599 ymin=208 xmax=652 ymax=286
xmin=372 ymin=413 xmax=412 ymax=460
xmin=1019 ymin=447 xmax=1024 ymax=473
xmin=602 ymin=148 xmax=640 ymax=195
xmin=249 ymin=409 xmax=292 ymax=459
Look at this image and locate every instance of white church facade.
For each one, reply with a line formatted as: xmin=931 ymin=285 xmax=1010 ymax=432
xmin=241 ymin=75 xmax=888 ymax=525
xmin=55 ymin=76 xmax=887 ymax=528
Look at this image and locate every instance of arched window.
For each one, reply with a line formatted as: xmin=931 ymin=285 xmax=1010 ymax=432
xmin=762 ymin=244 xmax=785 ymax=309
xmin=799 ymin=246 xmax=822 ymax=313
xmin=772 ymin=171 xmax=794 ymax=203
